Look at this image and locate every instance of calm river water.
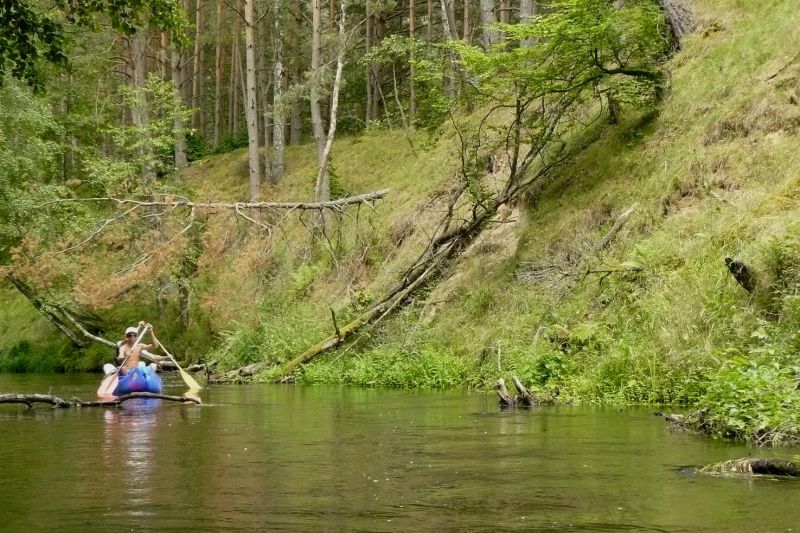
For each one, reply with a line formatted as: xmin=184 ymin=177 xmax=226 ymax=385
xmin=0 ymin=373 xmax=798 ymax=532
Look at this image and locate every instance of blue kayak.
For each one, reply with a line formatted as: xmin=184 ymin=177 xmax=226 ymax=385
xmin=113 ymin=363 xmax=162 ymax=395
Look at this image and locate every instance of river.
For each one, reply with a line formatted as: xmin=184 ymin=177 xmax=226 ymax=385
xmin=0 ymin=373 xmax=797 ymax=531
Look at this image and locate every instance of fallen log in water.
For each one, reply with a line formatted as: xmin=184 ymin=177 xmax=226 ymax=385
xmin=701 ymin=458 xmax=800 ymax=477
xmin=497 ymin=376 xmax=558 ymax=409
xmin=0 ymin=392 xmax=201 ymax=408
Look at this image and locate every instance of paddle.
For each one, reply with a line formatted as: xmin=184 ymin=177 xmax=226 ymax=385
xmin=150 ymin=331 xmax=202 ymax=391
xmin=97 ymin=325 xmax=149 ymax=397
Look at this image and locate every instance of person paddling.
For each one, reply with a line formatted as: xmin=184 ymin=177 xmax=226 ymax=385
xmin=114 ymin=322 xmax=167 ymax=375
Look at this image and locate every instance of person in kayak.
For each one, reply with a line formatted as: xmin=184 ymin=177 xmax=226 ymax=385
xmin=114 ymin=322 xmax=166 ymax=375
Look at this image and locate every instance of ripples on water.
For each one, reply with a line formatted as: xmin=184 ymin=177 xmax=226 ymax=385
xmin=0 ymin=374 xmax=798 ymax=531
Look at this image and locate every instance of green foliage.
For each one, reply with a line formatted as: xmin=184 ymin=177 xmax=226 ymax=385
xmin=82 ymin=74 xmax=191 ymax=191
xmin=0 ymin=80 xmax=87 ymax=261
xmin=214 ymin=130 xmax=249 ymax=153
xmin=696 ymin=357 xmax=800 ymax=445
xmin=362 ymin=34 xmax=450 ymax=131
xmin=0 ymin=339 xmax=81 ymax=373
xmin=186 ymin=131 xmax=209 ymax=162
xmin=0 ymin=0 xmax=188 ymax=90
xmin=0 ymin=1 xmax=66 ymax=91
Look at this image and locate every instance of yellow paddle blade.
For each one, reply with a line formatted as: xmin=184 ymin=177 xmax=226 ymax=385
xmin=178 ymin=365 xmax=202 ymax=391
xmin=169 ymin=355 xmax=202 ymax=390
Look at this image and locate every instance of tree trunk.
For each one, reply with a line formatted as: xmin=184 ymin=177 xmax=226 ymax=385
xmin=657 ymin=0 xmax=695 ymax=48
xmin=271 ymin=0 xmax=285 ymax=185
xmin=427 ymin=0 xmax=433 ymax=51
xmin=365 ymin=10 xmax=372 ymax=124
xmin=499 ymin=0 xmax=509 ymax=24
xmin=314 ymin=5 xmax=346 ymax=206
xmin=229 ymin=13 xmax=239 ymax=136
xmin=519 ymin=0 xmax=536 ymax=48
xmin=463 ymin=0 xmax=471 ymax=43
xmin=256 ymin=6 xmax=271 ymax=182
xmin=159 ymin=32 xmax=168 ymax=78
xmin=244 ymin=0 xmax=261 ymax=199
xmin=128 ymin=27 xmax=155 ymax=179
xmin=213 ymin=0 xmax=224 ymax=149
xmin=441 ymin=0 xmax=459 ymax=97
xmin=480 ymin=0 xmax=499 ymax=49
xmin=192 ymin=0 xmax=206 ymax=130
xmin=171 ymin=39 xmax=188 ymax=169
xmin=289 ymin=0 xmax=303 ymax=145
xmin=310 ymin=0 xmax=327 ymax=167
xmin=409 ymin=0 xmax=416 ymax=118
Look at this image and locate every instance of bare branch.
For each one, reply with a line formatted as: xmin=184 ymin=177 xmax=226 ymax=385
xmin=38 ymin=189 xmax=390 ymax=212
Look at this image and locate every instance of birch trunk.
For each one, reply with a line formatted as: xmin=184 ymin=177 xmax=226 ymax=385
xmin=244 ymin=0 xmax=261 ymax=199
xmin=314 ymin=4 xmax=346 ymax=206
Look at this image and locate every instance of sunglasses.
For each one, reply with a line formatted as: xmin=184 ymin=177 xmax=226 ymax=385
xmin=126 ymin=333 xmax=137 ymax=337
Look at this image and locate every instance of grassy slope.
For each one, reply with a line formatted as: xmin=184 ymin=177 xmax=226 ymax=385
xmin=297 ymin=0 xmax=800 ymax=398
xmin=3 ymin=0 xmax=799 ymax=399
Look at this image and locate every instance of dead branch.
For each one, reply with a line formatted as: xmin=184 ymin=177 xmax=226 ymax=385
xmin=38 ymin=189 xmax=390 ymax=212
xmin=330 ymin=307 xmax=341 ymax=338
xmin=5 ymin=275 xmax=85 ymax=347
xmin=496 ymin=378 xmax=517 ymax=407
xmin=593 ymin=204 xmax=637 ymax=253
xmin=61 ymin=309 xmax=115 ymax=348
xmin=0 ymin=392 xmax=201 ymax=408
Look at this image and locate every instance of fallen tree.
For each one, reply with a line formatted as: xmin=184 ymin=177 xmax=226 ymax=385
xmin=701 ymin=458 xmax=800 ymax=477
xmin=0 ymin=391 xmax=201 ymax=407
xmin=657 ymin=0 xmax=695 ymax=47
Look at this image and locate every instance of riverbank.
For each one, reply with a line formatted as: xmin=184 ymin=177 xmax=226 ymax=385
xmin=2 ymin=0 xmax=800 ymax=446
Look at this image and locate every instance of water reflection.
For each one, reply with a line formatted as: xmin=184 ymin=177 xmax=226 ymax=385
xmin=2 ymin=376 xmax=800 ymax=531
xmin=102 ymin=400 xmax=160 ymax=519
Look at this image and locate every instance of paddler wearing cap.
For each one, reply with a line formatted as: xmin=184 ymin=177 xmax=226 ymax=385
xmin=114 ymin=321 xmax=167 ymax=375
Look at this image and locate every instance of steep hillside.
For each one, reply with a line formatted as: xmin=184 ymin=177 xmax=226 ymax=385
xmin=3 ymin=0 xmax=800 ymax=417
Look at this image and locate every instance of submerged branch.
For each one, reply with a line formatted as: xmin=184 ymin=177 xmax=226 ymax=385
xmin=0 ymin=392 xmax=201 ymax=407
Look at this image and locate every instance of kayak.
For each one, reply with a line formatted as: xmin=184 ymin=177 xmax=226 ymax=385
xmin=112 ymin=363 xmax=162 ymax=396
